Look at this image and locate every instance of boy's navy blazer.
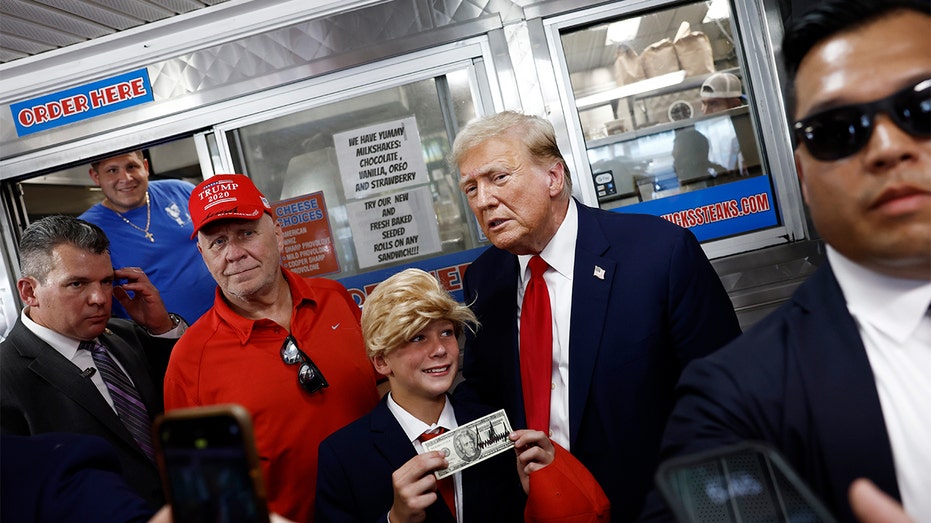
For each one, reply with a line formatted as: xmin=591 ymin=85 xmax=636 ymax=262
xmin=315 ymin=395 xmax=525 ymax=522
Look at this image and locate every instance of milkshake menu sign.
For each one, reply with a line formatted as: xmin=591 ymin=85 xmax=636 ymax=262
xmin=334 ymin=116 xmax=430 ymax=200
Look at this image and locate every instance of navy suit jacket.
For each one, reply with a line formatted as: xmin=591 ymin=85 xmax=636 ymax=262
xmin=639 ymin=262 xmax=899 ymax=522
xmin=1 ymin=432 xmax=155 ymax=523
xmin=315 ymin=395 xmax=526 ymax=522
xmin=455 ymin=202 xmax=741 ymax=523
xmin=0 ymin=317 xmax=174 ymax=509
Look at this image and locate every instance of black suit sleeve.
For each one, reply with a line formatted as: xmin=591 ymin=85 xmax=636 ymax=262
xmin=1 ymin=433 xmax=156 ymax=523
xmin=666 ymin=228 xmax=742 ymax=365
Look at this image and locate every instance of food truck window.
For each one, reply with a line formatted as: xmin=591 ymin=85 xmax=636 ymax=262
xmin=224 ymin=68 xmax=485 ymax=301
xmin=556 ymin=0 xmax=781 ymax=243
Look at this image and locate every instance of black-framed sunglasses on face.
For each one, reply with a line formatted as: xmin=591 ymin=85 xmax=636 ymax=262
xmin=793 ymin=78 xmax=930 ymax=162
xmin=280 ymin=335 xmax=329 ymax=394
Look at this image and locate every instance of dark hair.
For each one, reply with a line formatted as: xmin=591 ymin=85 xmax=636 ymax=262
xmin=90 ymin=150 xmax=145 ymax=171
xmin=20 ymin=215 xmax=110 ymax=283
xmin=782 ymin=0 xmax=929 ymax=117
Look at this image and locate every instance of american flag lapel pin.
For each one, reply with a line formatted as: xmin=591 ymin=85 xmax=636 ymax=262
xmin=593 ymin=265 xmax=605 ymax=280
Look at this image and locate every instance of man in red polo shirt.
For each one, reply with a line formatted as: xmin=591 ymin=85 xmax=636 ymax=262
xmin=163 ymin=174 xmax=380 ymax=522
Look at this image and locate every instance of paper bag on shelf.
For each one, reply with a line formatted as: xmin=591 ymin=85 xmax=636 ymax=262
xmin=673 ymin=21 xmax=715 ymax=77
xmin=613 ymin=44 xmax=646 ymax=87
xmin=639 ymin=38 xmax=680 ymax=78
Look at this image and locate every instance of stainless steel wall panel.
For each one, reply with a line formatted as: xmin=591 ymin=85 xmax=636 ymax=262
xmin=431 ymin=0 xmax=523 ymax=24
xmin=1 ymin=0 xmax=514 ymax=164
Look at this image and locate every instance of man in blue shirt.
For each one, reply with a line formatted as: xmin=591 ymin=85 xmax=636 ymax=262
xmin=80 ymin=150 xmax=216 ymax=324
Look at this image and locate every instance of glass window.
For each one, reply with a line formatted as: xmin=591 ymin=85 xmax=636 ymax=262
xmin=559 ymin=0 xmax=780 ymax=242
xmin=228 ymin=70 xmax=482 ymax=282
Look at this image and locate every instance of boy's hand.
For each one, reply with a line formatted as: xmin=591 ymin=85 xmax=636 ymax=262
xmin=389 ymin=451 xmax=449 ymax=523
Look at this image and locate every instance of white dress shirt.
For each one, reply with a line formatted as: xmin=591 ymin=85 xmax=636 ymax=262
xmin=517 ymin=199 xmax=578 ymax=449
xmin=20 ymin=307 xmax=184 ymax=413
xmin=828 ymin=246 xmax=931 ymax=523
xmin=387 ymin=393 xmax=462 ymax=521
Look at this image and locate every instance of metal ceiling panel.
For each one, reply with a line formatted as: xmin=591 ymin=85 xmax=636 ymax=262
xmin=1 ymin=16 xmax=84 ymax=47
xmin=90 ymin=0 xmax=173 ymax=21
xmin=0 ymin=0 xmax=231 ymax=63
xmin=34 ymin=0 xmax=144 ymax=29
xmin=148 ymin=0 xmax=207 ymax=14
xmin=0 ymin=31 xmax=53 ymax=57
xmin=2 ymin=0 xmax=110 ymax=39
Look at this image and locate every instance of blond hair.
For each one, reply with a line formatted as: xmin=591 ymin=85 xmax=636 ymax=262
xmin=449 ymin=110 xmax=572 ymax=197
xmin=361 ymin=268 xmax=478 ymax=359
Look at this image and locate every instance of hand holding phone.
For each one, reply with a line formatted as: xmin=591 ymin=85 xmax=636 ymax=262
xmin=654 ymin=441 xmax=837 ymax=523
xmin=153 ymin=405 xmax=270 ymax=523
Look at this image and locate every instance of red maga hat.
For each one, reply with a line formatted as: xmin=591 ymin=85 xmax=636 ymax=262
xmin=188 ymin=174 xmax=272 ymax=239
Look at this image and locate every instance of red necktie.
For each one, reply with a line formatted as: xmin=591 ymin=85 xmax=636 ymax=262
xmin=520 ymin=255 xmax=552 ymax=432
xmin=419 ymin=428 xmax=456 ymax=518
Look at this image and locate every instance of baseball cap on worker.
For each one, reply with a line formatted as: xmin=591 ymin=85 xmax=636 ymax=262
xmin=700 ymin=72 xmax=743 ymax=99
xmin=188 ymin=174 xmax=272 ymax=239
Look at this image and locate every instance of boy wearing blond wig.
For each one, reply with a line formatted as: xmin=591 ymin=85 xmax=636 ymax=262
xmin=315 ymin=269 xmax=609 ymax=522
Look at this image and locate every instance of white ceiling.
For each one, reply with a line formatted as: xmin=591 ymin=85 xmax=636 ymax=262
xmin=0 ymin=0 xmax=233 ymax=63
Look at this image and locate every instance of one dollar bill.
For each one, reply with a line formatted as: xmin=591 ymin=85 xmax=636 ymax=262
xmin=421 ymin=409 xmax=514 ymax=479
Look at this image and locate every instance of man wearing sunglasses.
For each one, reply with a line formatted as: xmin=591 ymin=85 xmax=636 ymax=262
xmin=638 ymin=1 xmax=930 ymax=522
xmin=163 ymin=174 xmax=381 ymax=523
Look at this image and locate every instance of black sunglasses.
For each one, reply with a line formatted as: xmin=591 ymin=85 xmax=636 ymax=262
xmin=793 ymin=78 xmax=930 ymax=161
xmin=280 ymin=335 xmax=329 ymax=394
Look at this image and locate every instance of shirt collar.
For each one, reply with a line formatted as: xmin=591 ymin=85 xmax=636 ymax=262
xmin=827 ymin=245 xmax=931 ymax=344
xmin=387 ymin=392 xmax=458 ymax=444
xmin=519 ymin=198 xmax=578 ymax=285
xmin=21 ymin=307 xmax=84 ymax=358
xmin=214 ymin=267 xmax=318 ymax=343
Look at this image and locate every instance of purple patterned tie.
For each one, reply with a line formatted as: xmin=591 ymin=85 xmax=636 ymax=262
xmin=79 ymin=340 xmax=155 ymax=462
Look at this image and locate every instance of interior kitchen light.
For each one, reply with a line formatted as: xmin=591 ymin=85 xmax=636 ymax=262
xmin=703 ymin=0 xmax=730 ymax=22
xmin=604 ymin=17 xmax=642 ymax=45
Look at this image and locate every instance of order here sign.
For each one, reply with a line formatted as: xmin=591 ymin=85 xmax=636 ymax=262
xmin=10 ymin=68 xmax=155 ymax=137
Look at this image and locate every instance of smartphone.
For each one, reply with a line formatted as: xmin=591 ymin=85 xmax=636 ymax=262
xmin=654 ymin=441 xmax=837 ymax=523
xmin=153 ymin=404 xmax=270 ymax=523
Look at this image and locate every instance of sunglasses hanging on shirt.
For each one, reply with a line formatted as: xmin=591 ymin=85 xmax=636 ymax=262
xmin=793 ymin=78 xmax=930 ymax=161
xmin=280 ymin=335 xmax=329 ymax=394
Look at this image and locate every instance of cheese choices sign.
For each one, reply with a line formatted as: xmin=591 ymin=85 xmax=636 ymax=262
xmin=11 ymin=69 xmax=155 ymax=137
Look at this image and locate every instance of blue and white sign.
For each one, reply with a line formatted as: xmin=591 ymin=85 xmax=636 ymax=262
xmin=339 ymin=247 xmax=487 ymax=307
xmin=11 ymin=68 xmax=154 ymax=137
xmin=615 ymin=175 xmax=779 ymax=241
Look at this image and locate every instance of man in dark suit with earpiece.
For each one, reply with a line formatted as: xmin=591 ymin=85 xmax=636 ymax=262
xmin=0 ymin=215 xmax=185 ymax=509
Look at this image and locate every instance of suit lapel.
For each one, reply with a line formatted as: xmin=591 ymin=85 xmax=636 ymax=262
xmin=369 ymin=399 xmax=419 ymax=472
xmin=10 ymin=323 xmax=137 ymax=449
xmin=791 ymin=265 xmax=900 ymax=502
xmin=567 ymin=204 xmax=616 ymax=445
xmin=474 ymin=251 xmax=525 ymax=428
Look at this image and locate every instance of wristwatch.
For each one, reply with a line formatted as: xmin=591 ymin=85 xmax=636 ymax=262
xmin=167 ymin=313 xmax=185 ymax=328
